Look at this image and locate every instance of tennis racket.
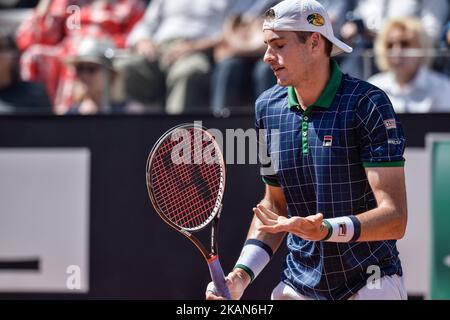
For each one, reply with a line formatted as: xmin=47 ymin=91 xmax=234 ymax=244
xmin=146 ymin=123 xmax=231 ymax=299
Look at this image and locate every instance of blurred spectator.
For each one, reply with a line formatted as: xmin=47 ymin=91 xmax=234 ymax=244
xmin=368 ymin=17 xmax=450 ymax=113
xmin=444 ymin=22 xmax=450 ymax=47
xmin=211 ymin=0 xmax=278 ymax=115
xmin=65 ymin=37 xmax=126 ymax=115
xmin=340 ymin=0 xmax=449 ymax=79
xmin=433 ymin=18 xmax=450 ymax=76
xmin=343 ymin=0 xmax=449 ymax=44
xmin=125 ymin=0 xmax=231 ymax=115
xmin=0 ymin=32 xmax=51 ymax=114
xmin=317 ymin=0 xmax=355 ymax=34
xmin=15 ymin=0 xmax=146 ymax=114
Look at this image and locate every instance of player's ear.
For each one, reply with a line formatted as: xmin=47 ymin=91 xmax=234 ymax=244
xmin=310 ymin=32 xmax=321 ymax=51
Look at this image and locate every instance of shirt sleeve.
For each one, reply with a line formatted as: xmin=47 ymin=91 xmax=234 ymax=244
xmin=356 ymin=89 xmax=406 ymax=168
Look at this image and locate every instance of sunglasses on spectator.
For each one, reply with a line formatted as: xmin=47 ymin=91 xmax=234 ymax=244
xmin=386 ymin=40 xmax=413 ymax=49
xmin=75 ymin=64 xmax=101 ymax=74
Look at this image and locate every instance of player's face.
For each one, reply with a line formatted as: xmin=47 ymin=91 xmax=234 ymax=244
xmin=263 ymin=30 xmax=313 ymax=87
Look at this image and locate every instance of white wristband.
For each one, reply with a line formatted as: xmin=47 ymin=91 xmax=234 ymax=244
xmin=322 ymin=216 xmax=361 ymax=243
xmin=234 ymin=239 xmax=273 ymax=282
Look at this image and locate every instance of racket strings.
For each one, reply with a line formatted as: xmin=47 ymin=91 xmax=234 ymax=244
xmin=154 ymin=157 xmax=218 ymax=227
xmin=150 ymin=128 xmax=223 ymax=229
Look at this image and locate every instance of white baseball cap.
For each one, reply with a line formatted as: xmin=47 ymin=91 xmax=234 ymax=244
xmin=263 ymin=0 xmax=353 ymax=56
xmin=66 ymin=37 xmax=117 ymax=70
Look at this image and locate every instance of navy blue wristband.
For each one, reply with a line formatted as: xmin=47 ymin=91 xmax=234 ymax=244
xmin=349 ymin=216 xmax=361 ymax=242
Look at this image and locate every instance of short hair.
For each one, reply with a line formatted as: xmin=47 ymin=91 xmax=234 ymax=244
xmin=374 ymin=17 xmax=432 ymax=72
xmin=295 ymin=31 xmax=333 ymax=57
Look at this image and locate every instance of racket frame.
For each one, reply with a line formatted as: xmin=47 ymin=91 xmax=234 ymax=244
xmin=146 ymin=124 xmax=231 ymax=299
xmin=146 ymin=123 xmax=226 ymax=261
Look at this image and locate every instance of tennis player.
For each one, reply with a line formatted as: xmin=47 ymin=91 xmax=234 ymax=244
xmin=206 ymin=0 xmax=408 ymax=300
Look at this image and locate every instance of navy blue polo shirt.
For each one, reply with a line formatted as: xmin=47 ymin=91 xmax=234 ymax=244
xmin=255 ymin=60 xmax=406 ymax=300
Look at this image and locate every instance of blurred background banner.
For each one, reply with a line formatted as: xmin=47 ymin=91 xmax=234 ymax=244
xmin=0 ymin=148 xmax=90 ymax=293
xmin=429 ymin=135 xmax=450 ymax=300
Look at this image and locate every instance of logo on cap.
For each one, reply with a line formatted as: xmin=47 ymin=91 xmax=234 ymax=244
xmin=307 ymin=13 xmax=325 ymax=27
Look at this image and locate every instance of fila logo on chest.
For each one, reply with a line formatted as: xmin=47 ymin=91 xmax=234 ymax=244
xmin=323 ymin=135 xmax=333 ymax=147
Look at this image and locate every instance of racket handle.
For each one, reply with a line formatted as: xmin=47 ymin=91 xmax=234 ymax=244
xmin=207 ymin=256 xmax=231 ymax=300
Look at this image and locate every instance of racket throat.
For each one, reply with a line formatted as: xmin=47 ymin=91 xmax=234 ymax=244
xmin=206 ymin=254 xmax=219 ymax=263
xmin=210 ymin=204 xmax=223 ymax=256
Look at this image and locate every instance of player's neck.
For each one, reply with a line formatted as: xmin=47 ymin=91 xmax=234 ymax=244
xmin=293 ymin=60 xmax=331 ymax=111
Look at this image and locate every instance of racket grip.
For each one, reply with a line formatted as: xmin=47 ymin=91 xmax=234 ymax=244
xmin=207 ymin=256 xmax=231 ymax=300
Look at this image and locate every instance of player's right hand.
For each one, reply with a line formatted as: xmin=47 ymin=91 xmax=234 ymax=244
xmin=205 ymin=269 xmax=251 ymax=300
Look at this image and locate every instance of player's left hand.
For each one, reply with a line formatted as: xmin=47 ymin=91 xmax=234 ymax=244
xmin=253 ymin=204 xmax=327 ymax=241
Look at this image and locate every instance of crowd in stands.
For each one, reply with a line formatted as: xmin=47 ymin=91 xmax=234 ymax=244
xmin=1 ymin=0 xmax=450 ymax=115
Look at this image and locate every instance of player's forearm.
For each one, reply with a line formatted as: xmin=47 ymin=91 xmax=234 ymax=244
xmin=354 ymin=205 xmax=407 ymax=242
xmin=322 ymin=167 xmax=408 ymax=243
xmin=232 ymin=198 xmax=286 ymax=286
xmin=247 ymin=198 xmax=287 ymax=253
xmin=320 ymin=205 xmax=407 ymax=243
xmin=232 ymin=217 xmax=283 ymax=287
xmin=353 ymin=167 xmax=408 ymax=242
